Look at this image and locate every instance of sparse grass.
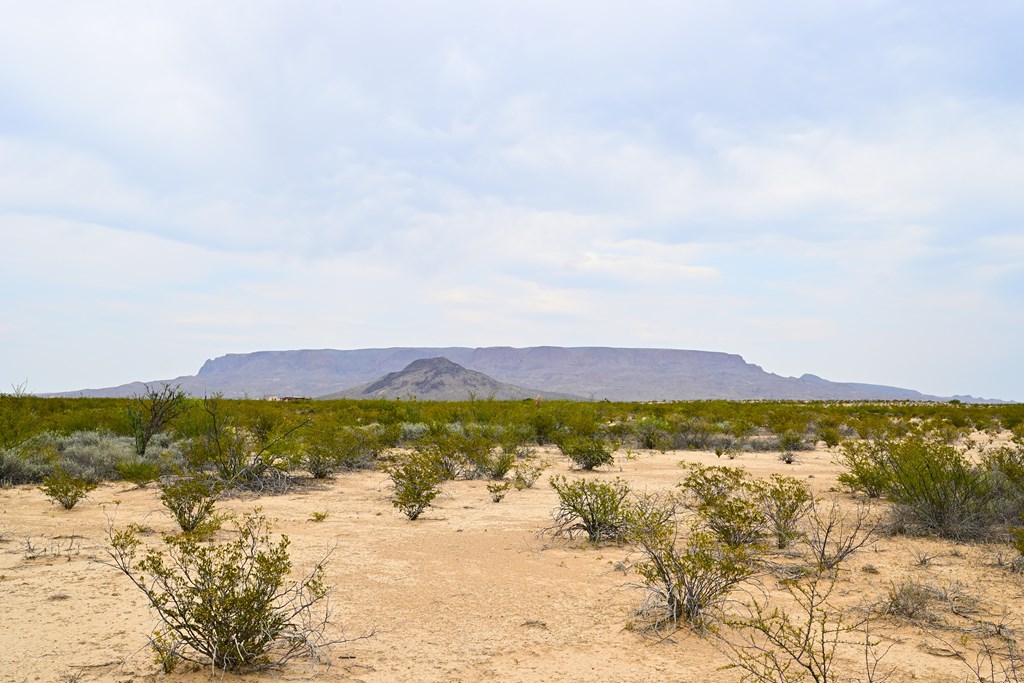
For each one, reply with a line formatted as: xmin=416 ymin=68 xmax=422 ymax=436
xmin=880 ymin=578 xmax=938 ymax=621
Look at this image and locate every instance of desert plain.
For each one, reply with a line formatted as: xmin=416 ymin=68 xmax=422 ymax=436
xmin=2 ymin=441 xmax=1021 ymax=683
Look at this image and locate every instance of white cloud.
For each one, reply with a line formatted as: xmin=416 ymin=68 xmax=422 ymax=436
xmin=1 ymin=1 xmax=1023 ymax=398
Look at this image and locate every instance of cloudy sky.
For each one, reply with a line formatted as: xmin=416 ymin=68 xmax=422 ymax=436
xmin=1 ymin=1 xmax=1022 ymax=399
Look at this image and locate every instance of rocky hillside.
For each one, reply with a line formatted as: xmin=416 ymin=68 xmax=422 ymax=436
xmin=320 ymin=357 xmax=583 ymax=401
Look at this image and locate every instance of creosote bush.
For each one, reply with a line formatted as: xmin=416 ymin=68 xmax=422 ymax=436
xmin=116 ymin=460 xmax=163 ymax=488
xmin=759 ymin=474 xmax=814 ymax=550
xmin=840 ymin=434 xmax=1006 ymax=540
xmin=549 ymin=475 xmax=631 ymax=543
xmin=384 ymin=450 xmax=444 ymax=520
xmin=487 ymin=481 xmax=510 ymax=503
xmin=182 ymin=395 xmax=307 ymax=492
xmin=627 ymin=493 xmax=756 ymax=631
xmin=39 ymin=466 xmax=97 ymax=509
xmin=511 ymin=457 xmax=550 ymax=490
xmin=107 ymin=511 xmax=338 ymax=672
xmin=301 ymin=421 xmax=380 ymax=478
xmin=159 ymin=475 xmax=222 ymax=533
xmin=678 ymin=463 xmax=766 ymax=548
xmin=556 ymin=434 xmax=615 ymax=470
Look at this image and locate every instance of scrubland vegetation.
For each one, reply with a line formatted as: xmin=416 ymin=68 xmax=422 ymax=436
xmin=3 ymin=387 xmax=1024 ymax=679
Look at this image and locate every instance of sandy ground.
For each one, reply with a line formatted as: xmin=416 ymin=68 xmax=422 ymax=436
xmin=2 ymin=445 xmax=1022 ymax=682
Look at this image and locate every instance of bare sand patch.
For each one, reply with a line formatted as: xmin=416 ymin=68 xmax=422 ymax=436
xmin=0 ymin=446 xmax=1016 ymax=682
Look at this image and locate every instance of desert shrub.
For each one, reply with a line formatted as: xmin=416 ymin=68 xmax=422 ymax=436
xmin=39 ymin=466 xmax=97 ymax=509
xmin=778 ymin=430 xmax=808 ymax=452
xmin=182 ymin=396 xmax=306 ymax=491
xmin=475 ymin=448 xmax=515 ymax=480
xmin=679 ymin=464 xmax=767 ymax=547
xmin=127 ymin=383 xmax=187 ymax=456
xmin=549 ymin=475 xmax=631 ymax=543
xmin=301 ymin=422 xmax=379 ymax=479
xmin=487 ymin=481 xmax=510 ymax=503
xmin=412 ymin=432 xmax=468 ymax=481
xmin=723 ymin=570 xmax=889 ymax=683
xmin=556 ymin=434 xmax=614 ymax=470
xmin=984 ymin=442 xmax=1024 ymax=525
xmin=668 ymin=417 xmax=717 ymax=450
xmin=883 ymin=436 xmax=998 ymax=539
xmin=22 ymin=430 xmax=135 ymax=482
xmin=107 ymin=511 xmax=337 ymax=671
xmin=803 ymin=499 xmax=877 ymax=571
xmin=633 ymin=417 xmax=670 ymax=451
xmin=835 ymin=440 xmax=892 ymax=498
xmin=511 ymin=457 xmax=550 ymax=490
xmin=499 ymin=422 xmax=536 ymax=459
xmin=818 ymin=426 xmax=843 ymax=448
xmin=746 ymin=434 xmax=785 ymax=452
xmin=385 ymin=450 xmax=444 ymax=520
xmin=758 ymin=474 xmax=814 ymax=549
xmin=457 ymin=424 xmax=505 ymax=479
xmin=679 ymin=463 xmax=748 ymax=506
xmin=399 ymin=422 xmax=430 ymax=443
xmin=116 ymin=460 xmax=163 ymax=488
xmin=880 ymin=578 xmax=938 ymax=621
xmin=528 ymin=411 xmax=559 ymax=445
xmin=160 ymin=475 xmax=222 ymax=533
xmin=0 ymin=447 xmax=53 ymax=484
xmin=628 ymin=494 xmax=756 ymax=631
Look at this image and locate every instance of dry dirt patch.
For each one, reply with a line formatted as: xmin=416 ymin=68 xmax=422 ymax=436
xmin=0 ymin=446 xmax=1018 ymax=682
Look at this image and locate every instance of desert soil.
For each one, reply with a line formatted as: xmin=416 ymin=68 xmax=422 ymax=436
xmin=1 ymin=445 xmax=1020 ymax=683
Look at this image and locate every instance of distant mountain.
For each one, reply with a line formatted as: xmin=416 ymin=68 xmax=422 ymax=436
xmin=50 ymin=346 xmax=1003 ymax=402
xmin=319 ymin=357 xmax=584 ymax=401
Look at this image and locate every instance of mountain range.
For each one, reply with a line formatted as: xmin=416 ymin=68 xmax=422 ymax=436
xmin=51 ymin=346 xmax=998 ymax=402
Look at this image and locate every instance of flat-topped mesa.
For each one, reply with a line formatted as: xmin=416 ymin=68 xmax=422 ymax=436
xmin=50 ymin=346 xmax=1001 ymax=402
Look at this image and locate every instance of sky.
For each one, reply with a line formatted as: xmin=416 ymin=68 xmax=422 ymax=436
xmin=1 ymin=1 xmax=1022 ymax=400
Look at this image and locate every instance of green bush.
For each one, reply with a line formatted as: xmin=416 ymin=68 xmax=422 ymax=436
xmin=835 ymin=440 xmax=892 ymax=498
xmin=116 ymin=460 xmax=163 ymax=488
xmin=475 ymin=448 xmax=516 ymax=480
xmin=633 ymin=417 xmax=670 ymax=451
xmin=817 ymin=425 xmax=843 ymax=448
xmin=556 ymin=435 xmax=614 ymax=470
xmin=678 ymin=464 xmax=766 ymax=547
xmin=385 ymin=450 xmax=444 ymax=520
xmin=511 ymin=457 xmax=550 ymax=490
xmin=549 ymin=475 xmax=631 ymax=543
xmin=627 ymin=494 xmax=756 ymax=631
xmin=39 ymin=466 xmax=97 ymax=509
xmin=757 ymin=474 xmax=813 ymax=549
xmin=107 ymin=511 xmax=336 ymax=671
xmin=487 ymin=481 xmax=510 ymax=503
xmin=301 ymin=422 xmax=379 ymax=478
xmin=159 ymin=475 xmax=222 ymax=533
xmin=883 ymin=436 xmax=997 ymax=539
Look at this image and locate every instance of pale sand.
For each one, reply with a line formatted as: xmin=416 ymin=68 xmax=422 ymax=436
xmin=0 ymin=445 xmax=1016 ymax=682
